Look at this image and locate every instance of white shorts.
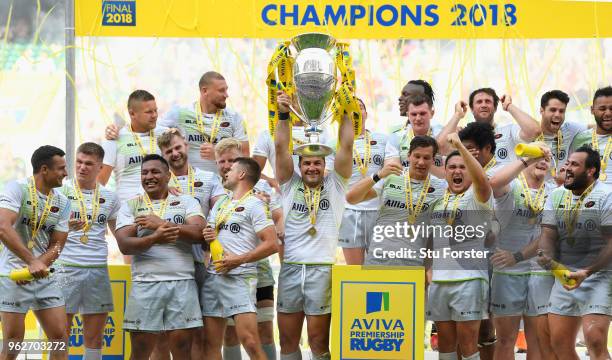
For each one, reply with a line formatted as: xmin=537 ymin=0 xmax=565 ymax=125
xmin=427 ymin=279 xmax=489 ymax=322
xmin=277 ymin=263 xmax=332 ymax=315
xmin=338 ymin=209 xmax=378 ymax=249
xmin=55 ymin=266 xmax=114 ymax=314
xmin=201 ymin=273 xmax=257 ymax=318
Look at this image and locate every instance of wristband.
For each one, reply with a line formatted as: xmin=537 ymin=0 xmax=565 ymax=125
xmin=371 ymin=173 xmax=381 ymax=183
xmin=513 ymin=251 xmax=524 ymax=263
xmin=278 ymin=112 xmax=290 ymax=121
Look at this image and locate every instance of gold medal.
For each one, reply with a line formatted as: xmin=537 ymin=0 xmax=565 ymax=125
xmin=308 ymin=227 xmax=317 ymax=236
xmin=601 ymin=173 xmax=607 ymax=181
xmin=80 ymin=234 xmax=89 ymax=244
xmin=27 ymin=240 xmax=34 ymax=249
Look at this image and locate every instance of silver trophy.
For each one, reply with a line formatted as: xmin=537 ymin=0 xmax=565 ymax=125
xmin=286 ymin=33 xmax=338 ymax=157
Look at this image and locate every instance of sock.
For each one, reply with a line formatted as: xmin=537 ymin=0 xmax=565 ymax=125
xmin=223 ymin=345 xmax=242 ymax=360
xmin=84 ymin=347 xmax=102 ymax=360
xmin=280 ymin=350 xmax=302 ymax=360
xmin=462 ymin=352 xmax=480 ymax=360
xmin=311 ymin=352 xmax=331 ymax=360
xmin=262 ymin=343 xmax=277 ymax=360
xmin=439 ymin=352 xmax=457 ymax=360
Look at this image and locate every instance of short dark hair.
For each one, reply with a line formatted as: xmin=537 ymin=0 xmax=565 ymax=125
xmin=445 ymin=150 xmax=461 ymax=167
xmin=407 ymin=79 xmax=435 ymax=103
xmin=199 ymin=71 xmax=225 ymax=88
xmin=77 ymin=142 xmax=105 ymax=161
xmin=573 ymin=145 xmax=601 ymax=179
xmin=459 ymin=122 xmax=497 ymax=153
xmin=142 ymin=154 xmax=169 ymax=171
xmin=234 ymin=157 xmax=261 ymax=185
xmin=409 ymin=135 xmax=438 ymax=156
xmin=541 ymin=90 xmax=569 ymax=108
xmin=469 ymin=88 xmax=499 ymax=109
xmin=406 ymin=93 xmax=433 ymax=109
xmin=593 ymin=86 xmax=612 ymax=103
xmin=31 ymin=145 xmax=65 ymax=173
xmin=127 ymin=90 xmax=155 ymax=110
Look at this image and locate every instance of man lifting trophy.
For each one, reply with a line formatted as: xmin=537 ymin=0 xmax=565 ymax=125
xmin=269 ymin=33 xmax=358 ymax=360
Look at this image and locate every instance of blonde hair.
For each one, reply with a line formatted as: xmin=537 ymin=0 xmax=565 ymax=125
xmin=157 ymin=128 xmax=185 ymax=150
xmin=215 ymin=137 xmax=242 ymax=156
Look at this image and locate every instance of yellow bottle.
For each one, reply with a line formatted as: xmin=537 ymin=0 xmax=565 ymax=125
xmin=9 ymin=267 xmax=53 ymax=282
xmin=210 ymin=239 xmax=224 ymax=262
xmin=549 ymin=260 xmax=577 ymax=287
xmin=515 ymin=143 xmax=544 ymax=158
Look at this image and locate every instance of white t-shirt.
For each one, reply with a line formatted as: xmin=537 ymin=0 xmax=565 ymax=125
xmin=328 ymin=131 xmax=387 ymax=210
xmin=159 ymin=104 xmax=248 ymax=173
xmin=570 ymin=130 xmax=612 ymax=186
xmin=101 ymin=126 xmax=166 ymax=202
xmin=493 ymin=123 xmax=527 ymax=166
xmin=280 ymin=171 xmax=348 ymax=264
xmin=0 ymin=179 xmax=70 ymax=275
xmin=366 ymin=174 xmax=447 ymax=266
xmin=430 ymin=187 xmax=494 ymax=282
xmin=115 ymin=194 xmax=203 ymax=281
xmin=173 ymin=168 xmax=225 ymax=264
xmin=253 ymin=126 xmax=333 ymax=176
xmin=384 ymin=124 xmax=443 ymax=168
xmin=57 ymin=182 xmax=120 ymax=266
xmin=542 ymin=181 xmax=612 ymax=270
xmin=206 ymin=194 xmax=274 ymax=275
xmin=494 ymin=179 xmax=556 ymax=273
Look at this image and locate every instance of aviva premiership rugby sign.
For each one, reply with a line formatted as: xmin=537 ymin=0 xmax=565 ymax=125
xmin=332 ymin=266 xmax=425 ymax=359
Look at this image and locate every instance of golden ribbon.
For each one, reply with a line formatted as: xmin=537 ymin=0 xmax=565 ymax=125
xmin=170 ymin=166 xmax=195 ymax=197
xmin=141 ymin=193 xmax=169 ymax=219
xmin=303 ymin=184 xmax=322 ymax=227
xmin=195 ymin=100 xmax=223 ymax=143
xmin=563 ymin=182 xmax=595 ymax=242
xmin=442 ymin=189 xmax=465 ymax=225
xmin=353 ymin=131 xmax=371 ymax=176
xmin=72 ymin=179 xmax=100 ymax=244
xmin=518 ymin=173 xmax=546 ymax=221
xmin=536 ymin=131 xmax=562 ymax=177
xmin=405 ymin=173 xmax=431 ymax=224
xmin=27 ymin=177 xmax=54 ymax=249
xmin=591 ymin=131 xmax=611 ymax=181
xmin=128 ymin=124 xmax=156 ymax=156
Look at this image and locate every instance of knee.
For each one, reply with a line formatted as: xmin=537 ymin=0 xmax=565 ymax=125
xmin=583 ymin=327 xmax=607 ymax=353
xmin=240 ymin=335 xmax=260 ymax=353
xmin=308 ymin=332 xmax=329 ymax=353
xmin=279 ymin=331 xmax=300 ymax=350
xmin=84 ymin=333 xmax=103 ymax=349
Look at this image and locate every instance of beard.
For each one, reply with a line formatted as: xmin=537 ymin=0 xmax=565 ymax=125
xmin=595 ymin=114 xmax=612 ymax=133
xmin=565 ymin=171 xmax=589 ymax=190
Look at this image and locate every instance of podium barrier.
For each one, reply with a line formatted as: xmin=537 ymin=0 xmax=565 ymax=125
xmin=331 ymin=265 xmax=425 ymax=360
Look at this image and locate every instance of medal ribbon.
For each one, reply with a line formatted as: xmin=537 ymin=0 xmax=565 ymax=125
xmin=128 ymin=124 xmax=156 ymax=155
xmin=27 ymin=177 xmax=54 ymax=249
xmin=536 ymin=130 xmax=562 ymax=176
xmin=141 ymin=193 xmax=169 ymax=219
xmin=214 ymin=190 xmax=254 ymax=234
xmin=405 ymin=172 xmax=431 ymax=223
xmin=303 ymin=184 xmax=322 ymax=226
xmin=442 ymin=189 xmax=465 ymax=225
xmin=563 ymin=182 xmax=595 ymax=237
xmin=518 ymin=173 xmax=546 ymax=217
xmin=353 ymin=131 xmax=371 ymax=176
xmin=591 ymin=131 xmax=612 ymax=177
xmin=195 ymin=100 xmax=223 ymax=143
xmin=484 ymin=157 xmax=497 ymax=171
xmin=170 ymin=166 xmax=195 ymax=197
xmin=72 ymin=179 xmax=100 ymax=236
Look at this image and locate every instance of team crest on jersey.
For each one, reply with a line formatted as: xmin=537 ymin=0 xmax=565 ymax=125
xmin=220 ymin=122 xmax=230 ymax=128
xmin=173 ymin=215 xmax=185 ymax=224
xmin=319 ymin=199 xmax=330 ymax=210
xmin=497 ymin=148 xmax=508 ymax=159
xmin=170 ymin=201 xmax=181 ymax=206
xmin=370 ymin=140 xmax=377 ymax=145
xmin=98 ymin=214 xmax=107 ymax=224
xmin=427 ymin=187 xmax=435 ymax=193
xmin=585 ymin=201 xmax=595 ymax=208
xmin=421 ymin=203 xmax=430 ymax=211
xmin=50 ymin=206 xmax=60 ymax=213
xmin=372 ymin=154 xmax=383 ymax=166
xmin=194 ymin=181 xmax=203 ymax=188
xmin=495 ymin=133 xmax=503 ymax=139
xmin=99 ymin=198 xmax=106 ymax=204
xmin=235 ymin=207 xmax=245 ymax=212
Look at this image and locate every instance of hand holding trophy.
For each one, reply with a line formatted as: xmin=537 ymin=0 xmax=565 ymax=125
xmin=266 ymin=33 xmax=362 ymax=157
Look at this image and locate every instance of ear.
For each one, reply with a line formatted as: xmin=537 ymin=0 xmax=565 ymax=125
xmin=540 ymin=106 xmax=545 ymax=116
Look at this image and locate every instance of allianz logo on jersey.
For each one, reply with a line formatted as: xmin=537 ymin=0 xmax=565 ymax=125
xmin=349 ymin=291 xmax=404 ymax=352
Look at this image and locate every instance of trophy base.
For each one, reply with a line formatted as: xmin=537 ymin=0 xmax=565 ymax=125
xmin=295 ymin=143 xmax=333 ymax=157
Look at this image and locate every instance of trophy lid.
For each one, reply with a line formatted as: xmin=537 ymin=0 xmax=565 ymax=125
xmin=291 ymin=33 xmax=336 ymax=52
